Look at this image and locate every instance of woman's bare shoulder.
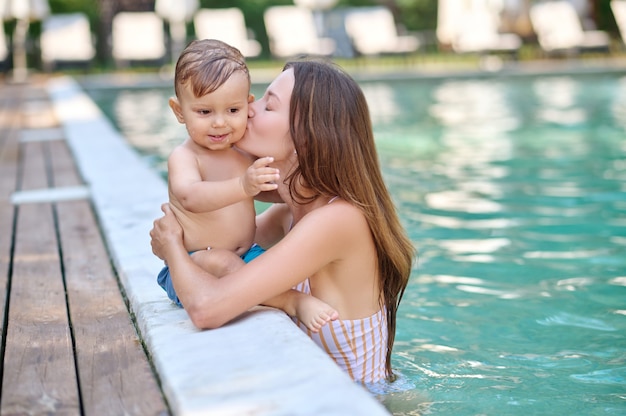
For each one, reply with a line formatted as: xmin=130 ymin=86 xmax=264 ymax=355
xmin=294 ymin=200 xmax=369 ymax=245
xmin=304 ymin=199 xmax=364 ymax=225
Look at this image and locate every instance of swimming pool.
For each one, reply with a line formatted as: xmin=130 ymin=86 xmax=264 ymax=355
xmin=85 ymin=70 xmax=626 ymax=415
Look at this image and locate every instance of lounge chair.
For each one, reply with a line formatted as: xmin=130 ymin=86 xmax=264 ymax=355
xmin=193 ymin=8 xmax=261 ymax=58
xmin=344 ymin=6 xmax=420 ymax=56
xmin=263 ymin=6 xmax=335 ymax=58
xmin=40 ymin=13 xmax=96 ymax=71
xmin=155 ymin=0 xmax=199 ymax=62
xmin=611 ymin=0 xmax=626 ymax=47
xmin=436 ymin=0 xmax=521 ymax=56
xmin=529 ymin=1 xmax=610 ymax=54
xmin=452 ymin=8 xmax=521 ymax=55
xmin=111 ymin=12 xmax=167 ymax=66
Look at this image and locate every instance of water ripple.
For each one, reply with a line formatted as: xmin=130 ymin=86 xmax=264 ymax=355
xmin=536 ymin=312 xmax=617 ymax=331
xmin=523 ymin=249 xmax=612 ymax=259
xmin=609 ymin=277 xmax=626 ymax=286
xmin=570 ymin=367 xmax=626 ymax=385
xmin=410 ymin=212 xmax=520 ymax=229
xmin=456 ymin=284 xmax=523 ymax=299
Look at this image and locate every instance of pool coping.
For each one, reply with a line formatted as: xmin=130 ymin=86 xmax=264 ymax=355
xmin=46 ymin=76 xmax=391 ymax=416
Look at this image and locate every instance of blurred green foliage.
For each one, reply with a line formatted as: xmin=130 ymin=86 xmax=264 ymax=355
xmin=48 ymin=0 xmax=100 ymax=21
xmin=8 ymin=0 xmax=620 ymax=68
xmin=42 ymin=0 xmax=618 ymax=44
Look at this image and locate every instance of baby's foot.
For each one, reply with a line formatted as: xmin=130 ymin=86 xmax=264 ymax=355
xmin=296 ymin=295 xmax=339 ymax=333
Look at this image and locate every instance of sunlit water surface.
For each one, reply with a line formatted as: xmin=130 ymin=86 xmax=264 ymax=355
xmin=86 ymin=72 xmax=626 ymax=416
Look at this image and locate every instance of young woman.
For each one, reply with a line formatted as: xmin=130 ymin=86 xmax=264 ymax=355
xmin=150 ymin=58 xmax=415 ymax=384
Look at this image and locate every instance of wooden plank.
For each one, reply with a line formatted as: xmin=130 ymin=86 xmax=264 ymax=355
xmin=20 ymin=88 xmax=57 ymax=130
xmin=1 ymin=140 xmax=80 ymax=414
xmin=0 ymin=84 xmax=21 ymax=367
xmin=49 ymin=139 xmax=169 ymax=415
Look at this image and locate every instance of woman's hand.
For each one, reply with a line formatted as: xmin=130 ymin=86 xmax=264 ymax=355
xmin=150 ymin=203 xmax=184 ymax=261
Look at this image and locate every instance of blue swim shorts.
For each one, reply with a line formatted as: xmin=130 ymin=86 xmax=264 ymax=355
xmin=157 ymin=244 xmax=265 ymax=307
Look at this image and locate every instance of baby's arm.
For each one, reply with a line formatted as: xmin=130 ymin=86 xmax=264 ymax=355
xmin=169 ymin=148 xmax=279 ymax=213
xmin=241 ymin=157 xmax=280 ymax=198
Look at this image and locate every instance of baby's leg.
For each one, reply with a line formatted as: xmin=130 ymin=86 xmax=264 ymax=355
xmin=294 ymin=293 xmax=339 ymax=333
xmin=264 ymin=290 xmax=338 ymax=333
xmin=190 ymin=248 xmax=244 ymax=278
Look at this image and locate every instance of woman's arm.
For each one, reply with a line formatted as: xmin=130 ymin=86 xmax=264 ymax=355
xmin=254 ymin=203 xmax=291 ymax=249
xmin=151 ymin=202 xmax=357 ymax=329
xmin=151 ymin=203 xmax=232 ymax=327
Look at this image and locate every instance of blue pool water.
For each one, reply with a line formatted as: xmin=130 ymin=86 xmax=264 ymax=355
xmin=86 ymin=71 xmax=626 ymax=415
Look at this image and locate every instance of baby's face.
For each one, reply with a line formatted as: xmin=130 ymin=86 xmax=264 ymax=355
xmin=176 ymin=71 xmax=251 ymax=151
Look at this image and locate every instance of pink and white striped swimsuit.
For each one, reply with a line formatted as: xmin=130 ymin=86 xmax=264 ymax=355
xmin=292 ymin=279 xmax=388 ymax=384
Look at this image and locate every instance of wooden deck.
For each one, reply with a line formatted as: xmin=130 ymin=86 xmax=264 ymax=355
xmin=0 ymin=76 xmax=169 ymax=415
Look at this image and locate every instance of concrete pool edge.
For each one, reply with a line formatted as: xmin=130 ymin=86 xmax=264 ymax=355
xmin=46 ymin=75 xmax=390 ymax=416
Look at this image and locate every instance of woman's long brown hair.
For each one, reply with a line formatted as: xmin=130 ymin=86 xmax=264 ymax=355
xmin=284 ymin=58 xmax=415 ymax=381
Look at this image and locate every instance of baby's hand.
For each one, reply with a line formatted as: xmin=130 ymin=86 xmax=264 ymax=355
xmin=242 ymin=156 xmax=280 ymax=196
